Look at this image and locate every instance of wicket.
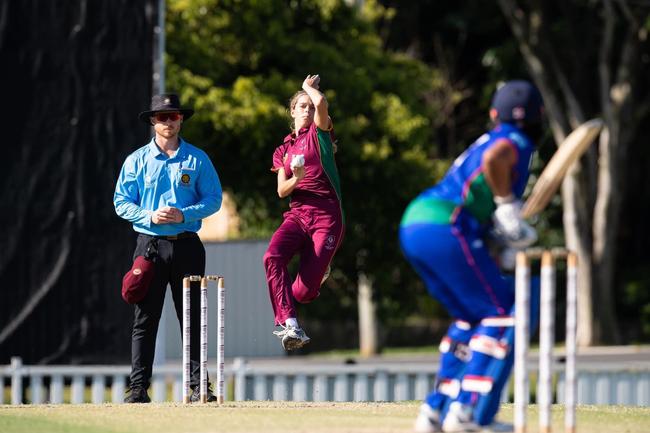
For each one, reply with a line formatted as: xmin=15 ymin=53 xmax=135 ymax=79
xmin=514 ymin=248 xmax=577 ymax=433
xmin=182 ymin=275 xmax=226 ymax=404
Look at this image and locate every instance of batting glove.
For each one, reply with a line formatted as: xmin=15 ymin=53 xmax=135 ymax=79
xmin=493 ymin=198 xmax=538 ymax=249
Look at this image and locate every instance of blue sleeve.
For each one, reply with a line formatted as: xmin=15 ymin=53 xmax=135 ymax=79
xmin=113 ymin=155 xmax=152 ymax=228
xmin=180 ymin=154 xmax=222 ymax=222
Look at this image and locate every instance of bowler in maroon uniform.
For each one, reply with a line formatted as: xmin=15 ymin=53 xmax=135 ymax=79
xmin=263 ymin=74 xmax=344 ymax=351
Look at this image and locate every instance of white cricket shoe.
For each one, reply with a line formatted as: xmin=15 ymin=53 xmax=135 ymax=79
xmin=442 ymin=402 xmax=481 ymax=432
xmin=414 ymin=403 xmax=442 ymax=433
xmin=273 ymin=325 xmax=311 ymax=350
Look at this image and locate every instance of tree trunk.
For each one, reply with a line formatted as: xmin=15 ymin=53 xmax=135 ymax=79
xmin=591 ymin=125 xmax=621 ymax=344
xmin=495 ymin=0 xmax=645 ymax=345
xmin=561 ymin=172 xmax=595 ymax=346
xmin=358 ymin=273 xmax=380 ymax=357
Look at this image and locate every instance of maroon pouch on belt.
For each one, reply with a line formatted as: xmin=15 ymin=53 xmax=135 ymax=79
xmin=121 ymin=238 xmax=158 ymax=304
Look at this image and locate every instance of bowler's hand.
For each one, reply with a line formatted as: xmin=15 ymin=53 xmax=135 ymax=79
xmin=151 ymin=206 xmax=184 ymax=224
xmin=292 ymin=165 xmax=306 ymax=181
xmin=302 ymin=74 xmax=320 ymax=90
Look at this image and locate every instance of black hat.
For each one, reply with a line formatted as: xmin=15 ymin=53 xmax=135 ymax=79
xmin=138 ymin=93 xmax=194 ymax=123
xmin=491 ymin=80 xmax=544 ymax=124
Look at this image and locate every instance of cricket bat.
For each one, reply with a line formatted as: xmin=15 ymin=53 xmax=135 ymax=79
xmin=521 ymin=118 xmax=603 ymax=219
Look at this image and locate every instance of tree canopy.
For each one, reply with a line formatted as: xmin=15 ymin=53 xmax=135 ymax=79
xmin=166 ymin=0 xmax=650 ymax=346
xmin=166 ymin=0 xmax=455 ymax=330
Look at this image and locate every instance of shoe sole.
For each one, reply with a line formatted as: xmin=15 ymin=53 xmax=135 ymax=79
xmin=283 ymin=336 xmax=311 ymax=351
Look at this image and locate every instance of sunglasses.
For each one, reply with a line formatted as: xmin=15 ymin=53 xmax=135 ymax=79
xmin=153 ymin=112 xmax=181 ymax=122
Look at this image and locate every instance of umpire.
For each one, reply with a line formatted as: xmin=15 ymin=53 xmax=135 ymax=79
xmin=114 ymin=94 xmax=222 ymax=403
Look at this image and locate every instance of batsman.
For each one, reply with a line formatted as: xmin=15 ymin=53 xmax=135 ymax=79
xmin=400 ymin=80 xmax=545 ymax=432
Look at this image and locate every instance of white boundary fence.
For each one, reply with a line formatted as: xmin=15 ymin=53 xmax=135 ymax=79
xmin=2 ymin=356 xmax=649 ymax=405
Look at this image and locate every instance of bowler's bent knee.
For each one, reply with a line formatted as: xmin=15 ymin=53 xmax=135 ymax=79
xmin=292 ymin=283 xmax=320 ymax=304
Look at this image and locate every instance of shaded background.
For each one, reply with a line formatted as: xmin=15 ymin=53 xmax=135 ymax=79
xmin=0 ymin=0 xmax=158 ymax=364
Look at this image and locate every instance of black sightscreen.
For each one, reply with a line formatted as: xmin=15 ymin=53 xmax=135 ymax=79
xmin=0 ymin=0 xmax=159 ymax=364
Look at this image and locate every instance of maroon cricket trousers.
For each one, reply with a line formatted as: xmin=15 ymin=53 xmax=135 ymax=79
xmin=263 ymin=198 xmax=344 ymax=325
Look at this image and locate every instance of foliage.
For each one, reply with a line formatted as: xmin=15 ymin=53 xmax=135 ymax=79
xmin=375 ymin=1 xmax=571 ymax=246
xmin=493 ymin=0 xmax=650 ymax=344
xmin=166 ymin=0 xmax=450 ymax=327
xmin=166 ymin=0 xmax=650 ymax=343
xmin=377 ymin=0 xmax=650 ymax=343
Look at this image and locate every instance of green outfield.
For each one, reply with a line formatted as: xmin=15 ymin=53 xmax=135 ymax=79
xmin=1 ymin=402 xmax=649 ymax=433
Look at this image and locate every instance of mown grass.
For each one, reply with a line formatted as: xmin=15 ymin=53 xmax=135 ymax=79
xmin=1 ymin=402 xmax=649 ymax=433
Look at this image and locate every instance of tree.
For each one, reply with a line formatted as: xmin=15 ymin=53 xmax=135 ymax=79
xmin=165 ymin=0 xmax=455 ymax=344
xmin=375 ymin=1 xmax=519 ymax=159
xmin=498 ymin=0 xmax=650 ymax=345
xmin=372 ymin=0 xmax=650 ymax=344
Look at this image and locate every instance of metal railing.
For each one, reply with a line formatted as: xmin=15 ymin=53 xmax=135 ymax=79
xmin=2 ymin=356 xmax=649 ymax=405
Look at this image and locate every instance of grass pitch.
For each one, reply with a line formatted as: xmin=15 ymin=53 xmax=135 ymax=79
xmin=1 ymin=402 xmax=649 ymax=433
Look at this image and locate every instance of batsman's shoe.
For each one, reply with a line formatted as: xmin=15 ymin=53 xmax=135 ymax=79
xmin=124 ymin=386 xmax=151 ymax=403
xmin=189 ymin=384 xmax=218 ymax=403
xmin=273 ymin=325 xmax=311 ymax=350
xmin=414 ymin=403 xmax=442 ymax=433
xmin=442 ymin=402 xmax=481 ymax=432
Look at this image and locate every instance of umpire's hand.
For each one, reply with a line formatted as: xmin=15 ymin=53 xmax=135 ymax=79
xmin=151 ymin=206 xmax=184 ymax=224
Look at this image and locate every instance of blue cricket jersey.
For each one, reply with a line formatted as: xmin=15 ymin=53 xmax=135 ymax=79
xmin=401 ymin=123 xmax=535 ymax=229
xmin=114 ymin=138 xmax=222 ymax=236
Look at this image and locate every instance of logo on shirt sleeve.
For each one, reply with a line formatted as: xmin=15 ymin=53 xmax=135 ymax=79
xmin=325 ymin=235 xmax=337 ymax=250
xmin=181 ymin=173 xmax=191 ymax=184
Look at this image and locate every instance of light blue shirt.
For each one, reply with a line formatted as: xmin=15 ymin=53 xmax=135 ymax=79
xmin=114 ymin=138 xmax=222 ymax=236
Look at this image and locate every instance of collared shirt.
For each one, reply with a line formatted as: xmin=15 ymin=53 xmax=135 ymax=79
xmin=114 ymin=137 xmax=222 ymax=236
xmin=271 ymin=123 xmax=342 ymax=207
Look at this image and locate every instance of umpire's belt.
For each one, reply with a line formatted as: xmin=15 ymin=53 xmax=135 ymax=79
xmin=153 ymin=231 xmax=198 ymax=241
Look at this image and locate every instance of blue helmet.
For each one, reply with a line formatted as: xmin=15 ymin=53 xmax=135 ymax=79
xmin=491 ymin=80 xmax=544 ymax=124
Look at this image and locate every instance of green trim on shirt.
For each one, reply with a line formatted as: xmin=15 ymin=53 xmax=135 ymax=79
xmin=316 ymin=127 xmax=345 ymax=223
xmin=400 ymin=198 xmax=457 ymax=226
xmin=463 ymin=173 xmax=495 ymax=224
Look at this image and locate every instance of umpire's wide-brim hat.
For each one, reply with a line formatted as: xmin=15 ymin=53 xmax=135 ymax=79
xmin=138 ymin=93 xmax=194 ymax=123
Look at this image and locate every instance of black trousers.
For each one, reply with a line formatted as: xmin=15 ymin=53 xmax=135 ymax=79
xmin=129 ymin=233 xmax=206 ymax=389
